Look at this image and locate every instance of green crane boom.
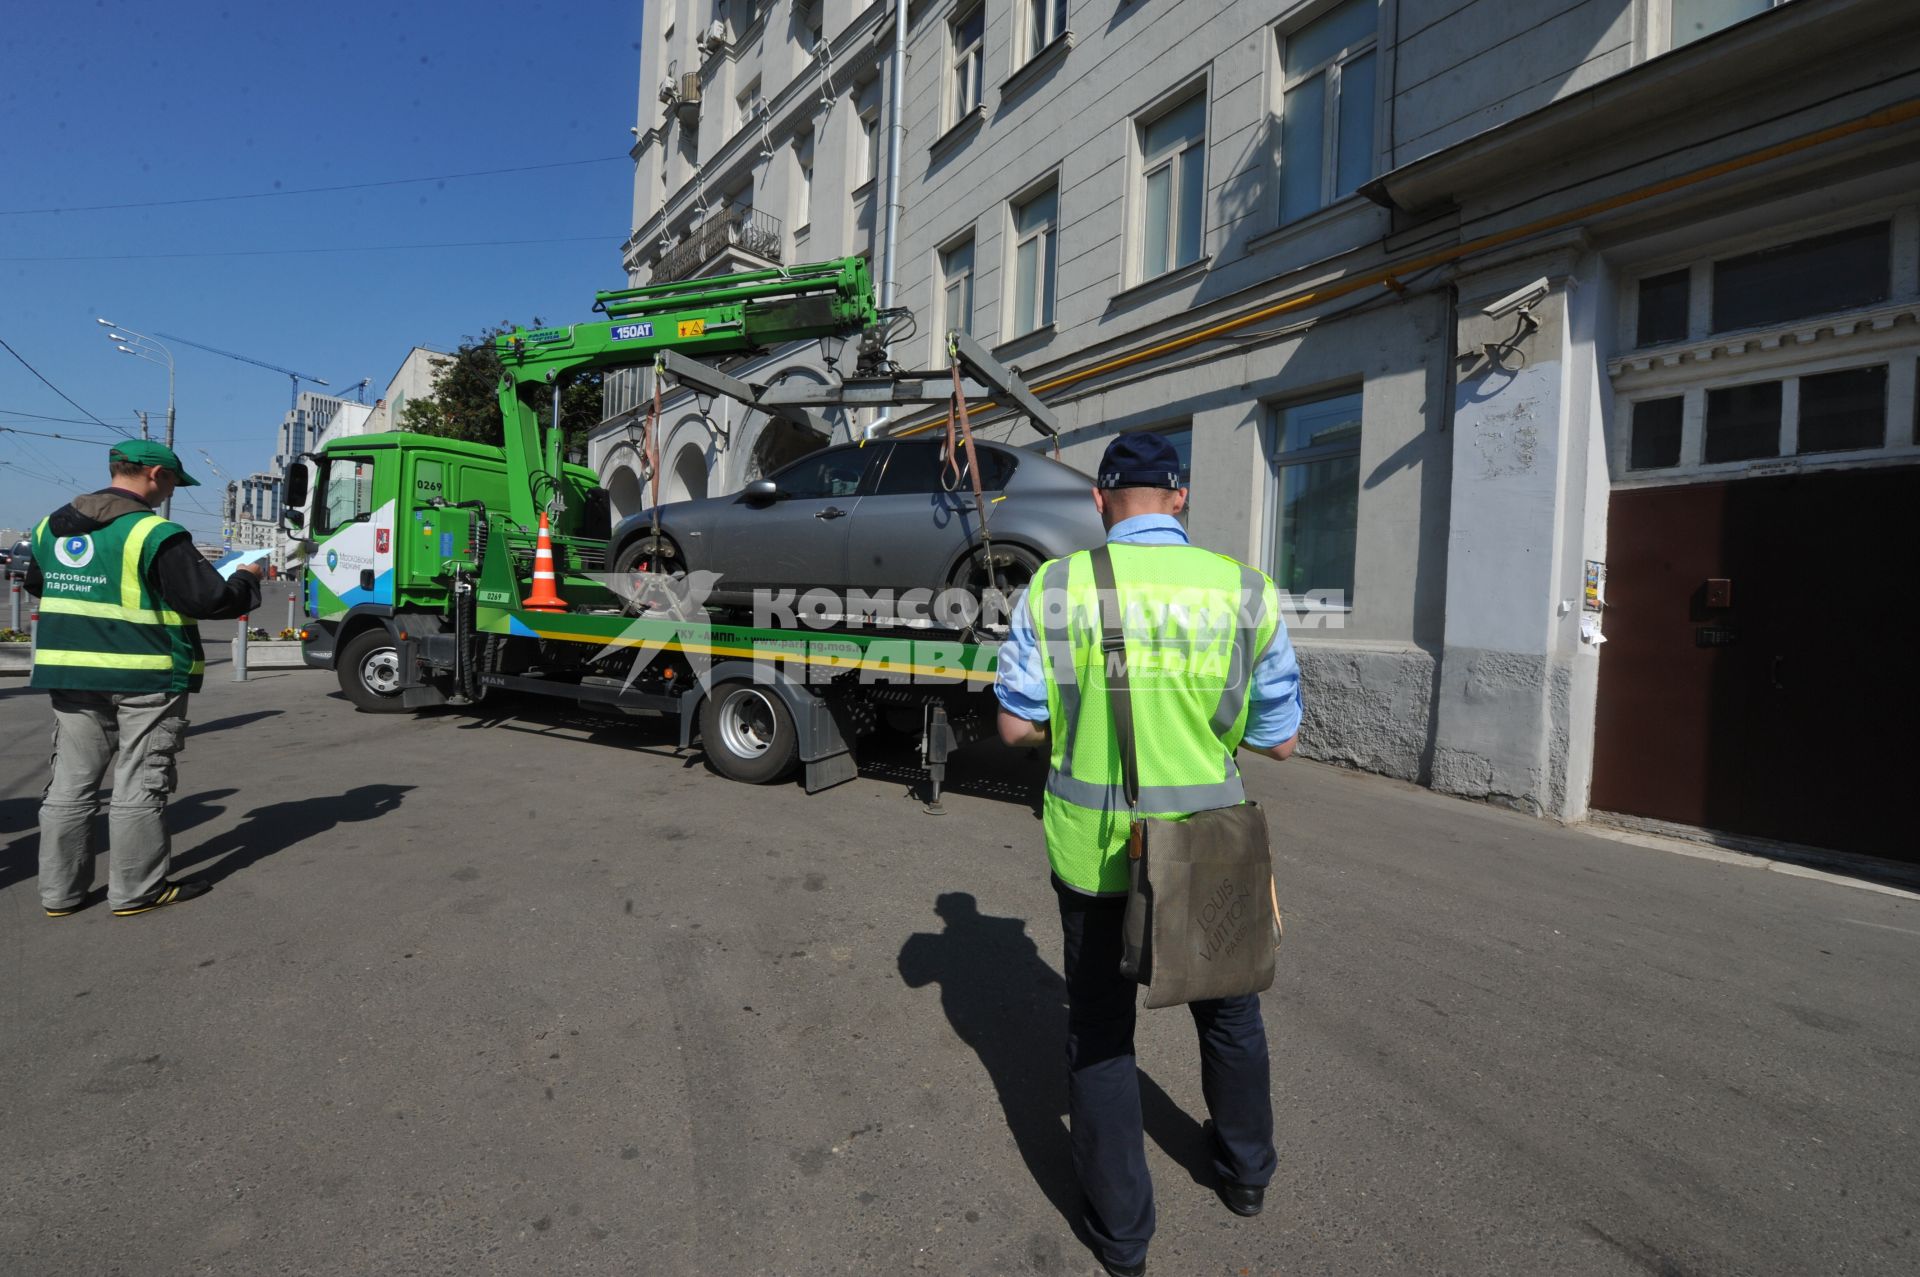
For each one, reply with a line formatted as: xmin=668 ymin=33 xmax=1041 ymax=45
xmin=492 ymin=257 xmax=878 ymax=532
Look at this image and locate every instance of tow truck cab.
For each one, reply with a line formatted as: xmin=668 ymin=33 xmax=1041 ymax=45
xmin=281 ymin=432 xmax=607 ymax=677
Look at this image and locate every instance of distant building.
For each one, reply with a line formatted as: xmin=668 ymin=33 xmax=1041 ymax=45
xmin=222 ymin=471 xmax=280 ymax=559
xmin=362 ymin=347 xmax=451 ymax=435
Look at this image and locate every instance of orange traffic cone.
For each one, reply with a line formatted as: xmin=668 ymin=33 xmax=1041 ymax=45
xmin=521 ymin=512 xmax=569 ymax=612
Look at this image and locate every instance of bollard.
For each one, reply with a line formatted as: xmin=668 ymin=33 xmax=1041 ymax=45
xmin=233 ymin=615 xmax=250 ymax=682
xmin=9 ymin=580 xmax=19 ymax=632
xmin=286 ymin=590 xmax=297 ymax=633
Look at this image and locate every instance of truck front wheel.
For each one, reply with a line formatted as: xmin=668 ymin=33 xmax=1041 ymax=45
xmin=338 ymin=628 xmax=409 ymax=714
xmin=700 ymin=681 xmax=798 ymax=784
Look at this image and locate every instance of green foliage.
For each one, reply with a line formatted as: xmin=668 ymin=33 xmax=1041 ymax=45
xmin=396 ymin=323 xmax=603 ymax=454
xmin=0 ymin=627 xmax=27 ymax=643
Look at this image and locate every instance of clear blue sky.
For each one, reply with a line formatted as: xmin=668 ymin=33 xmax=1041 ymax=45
xmin=0 ymin=0 xmax=643 ymax=543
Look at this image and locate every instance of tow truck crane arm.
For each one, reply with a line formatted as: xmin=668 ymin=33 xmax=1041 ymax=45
xmin=492 ymin=257 xmax=878 ymax=533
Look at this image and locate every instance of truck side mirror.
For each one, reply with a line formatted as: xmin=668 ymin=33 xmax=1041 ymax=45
xmin=743 ymin=479 xmax=778 ymax=503
xmin=283 ymin=464 xmax=309 ymax=508
xmin=284 ymin=510 xmax=306 ymax=531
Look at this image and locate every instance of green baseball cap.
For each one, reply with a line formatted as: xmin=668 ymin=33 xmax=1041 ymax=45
xmin=109 ymin=439 xmax=200 ymax=486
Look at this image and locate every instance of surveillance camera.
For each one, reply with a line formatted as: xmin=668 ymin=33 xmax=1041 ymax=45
xmin=1482 ymin=277 xmax=1550 ymax=320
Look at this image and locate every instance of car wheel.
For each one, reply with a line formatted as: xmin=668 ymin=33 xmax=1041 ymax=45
xmin=951 ymin=543 xmax=1043 ymax=626
xmin=612 ymin=534 xmax=684 ymax=576
xmin=700 ymin=681 xmax=799 ymax=784
xmin=337 ymin=628 xmax=409 ymax=713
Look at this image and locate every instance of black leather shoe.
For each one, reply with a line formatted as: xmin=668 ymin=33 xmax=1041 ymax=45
xmin=1217 ymin=1180 xmax=1265 ymax=1217
xmin=1099 ymin=1256 xmax=1147 ymax=1277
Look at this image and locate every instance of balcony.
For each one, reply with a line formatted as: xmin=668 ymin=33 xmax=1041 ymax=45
xmin=653 ymin=205 xmax=784 ymax=284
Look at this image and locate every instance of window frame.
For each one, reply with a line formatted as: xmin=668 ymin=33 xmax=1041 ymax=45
xmin=949 ymin=3 xmax=986 ymax=129
xmin=1133 ymin=86 xmax=1209 ymax=284
xmin=938 ymin=231 xmax=977 ymax=347
xmin=316 ymin=456 xmax=376 ymax=536
xmin=1007 ymin=178 xmax=1061 ymax=338
xmin=1264 ymin=390 xmax=1363 ymax=608
xmin=1017 ymin=0 xmax=1070 ymax=68
xmin=1274 ymin=0 xmax=1380 ymax=226
xmin=1650 ymin=0 xmax=1797 ymax=56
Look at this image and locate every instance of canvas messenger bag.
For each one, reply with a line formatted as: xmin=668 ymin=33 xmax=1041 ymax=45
xmin=1090 ymin=544 xmax=1281 ymax=1009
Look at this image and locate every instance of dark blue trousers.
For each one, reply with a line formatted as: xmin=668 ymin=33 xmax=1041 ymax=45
xmin=1057 ymin=879 xmax=1276 ymax=1268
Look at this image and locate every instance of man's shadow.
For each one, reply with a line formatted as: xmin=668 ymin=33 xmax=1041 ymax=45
xmin=0 ymin=788 xmax=237 ymax=898
xmin=897 ymin=893 xmax=1212 ymax=1236
xmin=173 ymin=784 xmax=412 ymax=885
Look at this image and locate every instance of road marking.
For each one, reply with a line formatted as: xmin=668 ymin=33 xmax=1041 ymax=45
xmin=1839 ymin=919 xmax=1920 ymax=937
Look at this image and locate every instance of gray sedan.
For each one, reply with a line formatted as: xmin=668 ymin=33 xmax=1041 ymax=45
xmin=608 ymin=437 xmax=1106 ymax=615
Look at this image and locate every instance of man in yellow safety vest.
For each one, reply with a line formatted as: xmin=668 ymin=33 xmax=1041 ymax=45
xmin=995 ymin=432 xmax=1302 ymax=1277
xmin=27 ymin=440 xmax=264 ymax=918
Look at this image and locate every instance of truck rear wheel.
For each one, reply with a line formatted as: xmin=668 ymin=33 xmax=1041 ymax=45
xmin=700 ymin=681 xmax=798 ymax=784
xmin=338 ymin=628 xmax=409 ymax=714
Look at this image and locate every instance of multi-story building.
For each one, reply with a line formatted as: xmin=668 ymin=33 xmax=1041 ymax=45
xmin=221 ymin=472 xmax=281 ymax=556
xmin=361 ymin=347 xmax=452 ymax=436
xmin=605 ymin=0 xmax=1920 ymax=861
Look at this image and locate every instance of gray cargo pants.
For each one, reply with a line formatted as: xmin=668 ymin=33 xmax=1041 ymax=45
xmin=39 ymin=689 xmax=190 ymax=912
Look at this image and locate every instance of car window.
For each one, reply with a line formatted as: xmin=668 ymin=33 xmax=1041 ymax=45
xmin=318 ymin=457 xmax=375 ymax=534
xmin=771 ymin=448 xmax=875 ymax=499
xmin=875 ymin=441 xmax=1017 ymax=495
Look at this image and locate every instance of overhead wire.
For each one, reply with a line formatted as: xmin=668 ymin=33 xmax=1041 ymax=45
xmin=0 ymin=155 xmax=630 ymax=217
xmin=0 ymin=335 xmax=136 ymax=438
xmin=1 ymin=235 xmax=621 ymax=264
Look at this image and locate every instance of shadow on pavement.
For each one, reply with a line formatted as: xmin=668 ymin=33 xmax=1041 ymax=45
xmin=0 ymin=788 xmax=238 ymax=896
xmin=897 ymin=892 xmax=1213 ymax=1243
xmin=856 ymin=738 xmax=1046 ymax=814
xmin=173 ymin=783 xmax=413 ymax=886
xmin=187 ymin=710 xmax=284 ymax=736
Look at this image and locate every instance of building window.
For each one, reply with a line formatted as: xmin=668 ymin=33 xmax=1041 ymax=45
xmin=1019 ymin=0 xmax=1069 ymax=65
xmin=1277 ymin=0 xmax=1378 ymax=224
xmin=1269 ymin=392 xmax=1362 ymax=602
xmin=1671 ymin=0 xmax=1794 ymax=48
xmin=1137 ymin=91 xmax=1207 ymax=280
xmin=1635 ymin=269 xmax=1691 ymax=347
xmin=859 ymin=111 xmax=880 ymax=187
xmin=792 ymin=132 xmax=814 ymax=240
xmin=950 ymin=5 xmax=985 ymax=126
xmin=1711 ymin=222 xmax=1889 ymax=333
xmin=803 ymin=1 xmax=823 ymax=51
xmin=736 ymin=77 xmax=761 ymax=131
xmin=1010 ymin=183 xmax=1059 ymax=337
xmin=940 ymin=235 xmax=975 ymax=338
xmin=1703 ymin=380 xmax=1782 ymax=464
xmin=1796 ymin=364 xmax=1886 ymax=455
xmin=1627 ymin=397 xmax=1684 ymax=470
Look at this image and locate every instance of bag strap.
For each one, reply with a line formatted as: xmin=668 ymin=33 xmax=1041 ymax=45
xmin=1089 ymin=544 xmax=1140 ymax=816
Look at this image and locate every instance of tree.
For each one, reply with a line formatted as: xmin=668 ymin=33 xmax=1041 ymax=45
xmin=396 ymin=322 xmax=603 ymax=458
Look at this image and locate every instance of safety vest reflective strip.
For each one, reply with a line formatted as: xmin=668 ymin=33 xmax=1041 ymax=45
xmin=32 ymin=650 xmax=204 ymax=674
xmin=39 ymin=597 xmax=187 ymax=626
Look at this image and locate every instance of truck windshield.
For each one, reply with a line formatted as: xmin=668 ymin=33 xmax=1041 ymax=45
xmin=318 ymin=457 xmax=374 ymax=534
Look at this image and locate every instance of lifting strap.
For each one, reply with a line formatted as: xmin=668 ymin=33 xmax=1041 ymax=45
xmin=944 ymin=340 xmax=995 ymax=593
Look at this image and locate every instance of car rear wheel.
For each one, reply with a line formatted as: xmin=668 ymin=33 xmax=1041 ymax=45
xmin=700 ymin=681 xmax=799 ymax=784
xmin=951 ymin=543 xmax=1043 ymax=627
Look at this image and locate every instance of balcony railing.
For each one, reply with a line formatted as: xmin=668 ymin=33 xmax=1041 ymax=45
xmin=653 ymin=205 xmax=784 ymax=284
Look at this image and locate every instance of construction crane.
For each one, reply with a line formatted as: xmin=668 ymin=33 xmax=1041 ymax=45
xmin=336 ymin=377 xmax=372 ymax=404
xmin=155 ymin=331 xmax=329 ymax=413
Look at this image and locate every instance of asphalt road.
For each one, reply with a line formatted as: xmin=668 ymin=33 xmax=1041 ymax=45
xmin=1 ymin=655 xmax=1915 ymax=1276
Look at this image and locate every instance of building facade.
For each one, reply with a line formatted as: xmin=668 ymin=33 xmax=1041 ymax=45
xmin=361 ymin=347 xmax=452 ymax=437
xmin=609 ymin=0 xmax=1920 ymax=860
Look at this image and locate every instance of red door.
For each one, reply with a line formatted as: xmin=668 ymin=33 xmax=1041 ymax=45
xmin=1591 ymin=466 xmax=1920 ymax=861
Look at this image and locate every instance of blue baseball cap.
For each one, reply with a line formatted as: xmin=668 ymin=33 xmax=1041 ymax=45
xmin=1096 ymin=432 xmax=1183 ymax=489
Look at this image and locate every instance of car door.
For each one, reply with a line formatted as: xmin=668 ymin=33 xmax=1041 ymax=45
xmin=708 ymin=445 xmax=881 ymax=593
xmin=848 ymin=440 xmax=1011 ymax=592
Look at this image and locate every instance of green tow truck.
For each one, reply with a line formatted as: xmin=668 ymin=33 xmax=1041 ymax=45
xmin=284 ymin=258 xmax=1060 ymax=797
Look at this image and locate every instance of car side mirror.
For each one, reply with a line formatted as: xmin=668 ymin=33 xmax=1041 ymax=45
xmin=743 ymin=479 xmax=778 ymax=503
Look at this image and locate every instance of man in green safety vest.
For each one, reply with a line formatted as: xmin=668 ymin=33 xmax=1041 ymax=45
xmin=26 ymin=440 xmax=265 ymax=918
xmin=994 ymin=432 xmax=1302 ymax=1277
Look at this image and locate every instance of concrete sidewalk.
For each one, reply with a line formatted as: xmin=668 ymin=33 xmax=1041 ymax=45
xmin=1 ymin=670 xmax=1914 ymax=1275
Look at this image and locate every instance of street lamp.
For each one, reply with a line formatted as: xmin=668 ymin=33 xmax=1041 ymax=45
xmin=97 ymin=318 xmax=177 ymax=518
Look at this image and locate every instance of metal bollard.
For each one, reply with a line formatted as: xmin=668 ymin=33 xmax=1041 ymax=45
xmin=286 ymin=590 xmax=297 ymax=632
xmin=8 ymin=580 xmax=19 ymax=632
xmin=233 ymin=615 xmax=250 ymax=682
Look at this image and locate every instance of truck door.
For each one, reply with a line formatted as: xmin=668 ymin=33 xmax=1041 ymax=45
xmin=307 ymin=454 xmax=391 ymax=613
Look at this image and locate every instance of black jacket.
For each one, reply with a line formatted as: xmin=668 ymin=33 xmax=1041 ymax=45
xmin=25 ymin=489 xmax=263 ymax=621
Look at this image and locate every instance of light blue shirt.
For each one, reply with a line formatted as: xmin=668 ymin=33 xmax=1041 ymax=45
xmin=993 ymin=514 xmax=1303 ymax=749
